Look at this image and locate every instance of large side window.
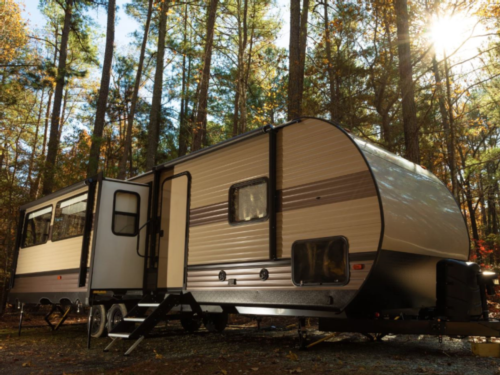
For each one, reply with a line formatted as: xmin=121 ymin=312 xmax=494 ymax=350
xmin=113 ymin=191 xmax=140 ymax=236
xmin=292 ymin=236 xmax=349 ymax=286
xmin=229 ymin=177 xmax=268 ymax=224
xmin=22 ymin=206 xmax=53 ymax=248
xmin=52 ymin=193 xmax=88 ymax=241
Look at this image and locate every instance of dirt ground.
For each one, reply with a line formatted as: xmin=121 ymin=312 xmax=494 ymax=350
xmin=1 ymin=309 xmax=500 ymax=375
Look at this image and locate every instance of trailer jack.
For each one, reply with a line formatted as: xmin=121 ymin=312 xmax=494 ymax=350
xmin=297 ymin=318 xmax=308 ymax=350
xmin=44 ymin=304 xmax=72 ymax=331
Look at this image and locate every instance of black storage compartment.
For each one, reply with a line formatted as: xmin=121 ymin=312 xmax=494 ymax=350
xmin=436 ymin=259 xmax=482 ymax=321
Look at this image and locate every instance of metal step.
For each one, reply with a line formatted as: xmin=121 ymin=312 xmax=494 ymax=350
xmin=138 ymin=303 xmax=160 ymax=307
xmin=124 ymin=317 xmax=146 ymax=322
xmin=109 ymin=333 xmax=131 ymax=339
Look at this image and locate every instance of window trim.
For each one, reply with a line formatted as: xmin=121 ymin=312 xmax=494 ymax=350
xmin=51 ymin=192 xmax=88 ymax=242
xmin=112 ymin=190 xmax=140 ymax=237
xmin=21 ymin=204 xmax=53 ymax=249
xmin=228 ymin=177 xmax=269 ymax=226
xmin=291 ymin=236 xmax=350 ymax=287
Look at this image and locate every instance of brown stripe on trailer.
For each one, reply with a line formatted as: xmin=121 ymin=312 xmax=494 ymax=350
xmin=190 ymin=202 xmax=228 ymax=227
xmin=277 ymin=170 xmax=377 ymax=212
xmin=188 ymin=170 xmax=377 ymax=228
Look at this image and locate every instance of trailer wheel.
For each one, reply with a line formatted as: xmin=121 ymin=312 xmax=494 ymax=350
xmin=180 ymin=315 xmax=202 ymax=332
xmin=89 ymin=305 xmax=107 ymax=338
xmin=203 ymin=312 xmax=228 ymax=333
xmin=107 ymin=304 xmax=127 ymax=333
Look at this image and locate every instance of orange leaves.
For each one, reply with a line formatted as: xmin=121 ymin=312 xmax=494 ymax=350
xmin=0 ymin=0 xmax=29 ymax=65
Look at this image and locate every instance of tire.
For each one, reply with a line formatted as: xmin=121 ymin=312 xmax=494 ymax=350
xmin=88 ymin=305 xmax=107 ymax=338
xmin=107 ymin=304 xmax=127 ymax=333
xmin=203 ymin=312 xmax=228 ymax=333
xmin=180 ymin=315 xmax=202 ymax=332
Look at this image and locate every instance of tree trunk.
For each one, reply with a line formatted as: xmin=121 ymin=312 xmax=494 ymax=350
xmin=87 ymin=0 xmax=116 ymax=178
xmin=118 ymin=0 xmax=153 ymax=179
xmin=58 ymin=87 xmax=69 ymax=143
xmin=27 ymin=89 xmax=45 ymax=190
xmin=235 ymin=0 xmax=249 ymax=136
xmin=232 ymin=87 xmax=240 ymax=137
xmin=297 ymin=0 xmax=309 ymax=112
xmin=146 ymin=0 xmax=169 ymax=170
xmin=192 ymin=0 xmax=219 ymax=151
xmin=394 ymin=0 xmax=420 ymax=164
xmin=42 ymin=0 xmax=73 ymax=195
xmin=487 ymin=162 xmax=499 ymax=235
xmin=466 ymin=180 xmax=480 ymax=239
xmin=323 ymin=2 xmax=337 ymax=122
xmin=431 ymin=53 xmax=457 ymax=196
xmin=287 ymin=0 xmax=309 ymax=120
xmin=178 ymin=2 xmax=190 ymax=156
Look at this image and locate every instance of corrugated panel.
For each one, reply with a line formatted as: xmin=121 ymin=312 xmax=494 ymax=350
xmin=186 ymin=261 xmax=373 ymax=291
xmin=278 ymin=119 xmax=369 ymax=189
xmin=188 ymin=221 xmax=269 ymax=264
xmin=175 ymin=135 xmax=269 ymax=208
xmin=278 ymin=197 xmax=381 ymax=258
xmin=16 ymin=235 xmax=84 ymax=274
xmin=175 ymin=135 xmax=269 ymax=265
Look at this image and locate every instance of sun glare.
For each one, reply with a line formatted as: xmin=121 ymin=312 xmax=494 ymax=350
xmin=429 ymin=13 xmax=486 ymax=60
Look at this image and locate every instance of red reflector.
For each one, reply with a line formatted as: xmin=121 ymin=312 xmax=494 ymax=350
xmin=352 ymin=264 xmax=364 ymax=270
xmin=57 ymin=276 xmax=62 ymax=280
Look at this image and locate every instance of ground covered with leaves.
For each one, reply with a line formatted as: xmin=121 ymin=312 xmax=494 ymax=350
xmin=1 ymin=310 xmax=500 ymax=375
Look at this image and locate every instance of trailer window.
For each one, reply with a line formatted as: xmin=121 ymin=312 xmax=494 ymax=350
xmin=22 ymin=206 xmax=53 ymax=248
xmin=292 ymin=236 xmax=349 ymax=286
xmin=229 ymin=177 xmax=268 ymax=224
xmin=52 ymin=193 xmax=88 ymax=241
xmin=113 ymin=191 xmax=140 ymax=236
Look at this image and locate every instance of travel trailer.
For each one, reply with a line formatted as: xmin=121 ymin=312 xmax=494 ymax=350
xmin=8 ymin=117 xmax=500 ymax=354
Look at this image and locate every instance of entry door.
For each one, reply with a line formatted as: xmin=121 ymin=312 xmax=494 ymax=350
xmin=91 ymin=180 xmax=150 ymax=290
xmin=157 ymin=173 xmax=190 ymax=290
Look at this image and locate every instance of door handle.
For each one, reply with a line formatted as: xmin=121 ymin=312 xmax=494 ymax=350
xmin=136 ymin=221 xmax=150 ymax=258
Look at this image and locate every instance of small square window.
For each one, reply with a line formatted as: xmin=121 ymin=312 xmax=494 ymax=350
xmin=229 ymin=177 xmax=269 ymax=224
xmin=113 ymin=191 xmax=140 ymax=236
xmin=292 ymin=236 xmax=349 ymax=286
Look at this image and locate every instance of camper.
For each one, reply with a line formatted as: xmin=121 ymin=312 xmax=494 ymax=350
xmin=9 ymin=117 xmax=500 ymax=354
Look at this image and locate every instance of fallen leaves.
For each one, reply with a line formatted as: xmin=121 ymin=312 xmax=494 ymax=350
xmin=286 ymin=351 xmax=298 ymax=361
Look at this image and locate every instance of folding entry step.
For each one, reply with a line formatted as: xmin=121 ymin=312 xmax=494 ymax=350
xmin=104 ymin=292 xmax=202 ymax=356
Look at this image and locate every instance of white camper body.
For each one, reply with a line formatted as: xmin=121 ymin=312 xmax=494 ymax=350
xmin=12 ymin=117 xmax=490 ymax=347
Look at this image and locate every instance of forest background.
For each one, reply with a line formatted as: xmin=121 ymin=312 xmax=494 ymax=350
xmin=1 ymin=0 xmax=500 ymax=309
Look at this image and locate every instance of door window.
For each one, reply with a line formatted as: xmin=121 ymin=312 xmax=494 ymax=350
xmin=112 ymin=191 xmax=140 ymax=236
